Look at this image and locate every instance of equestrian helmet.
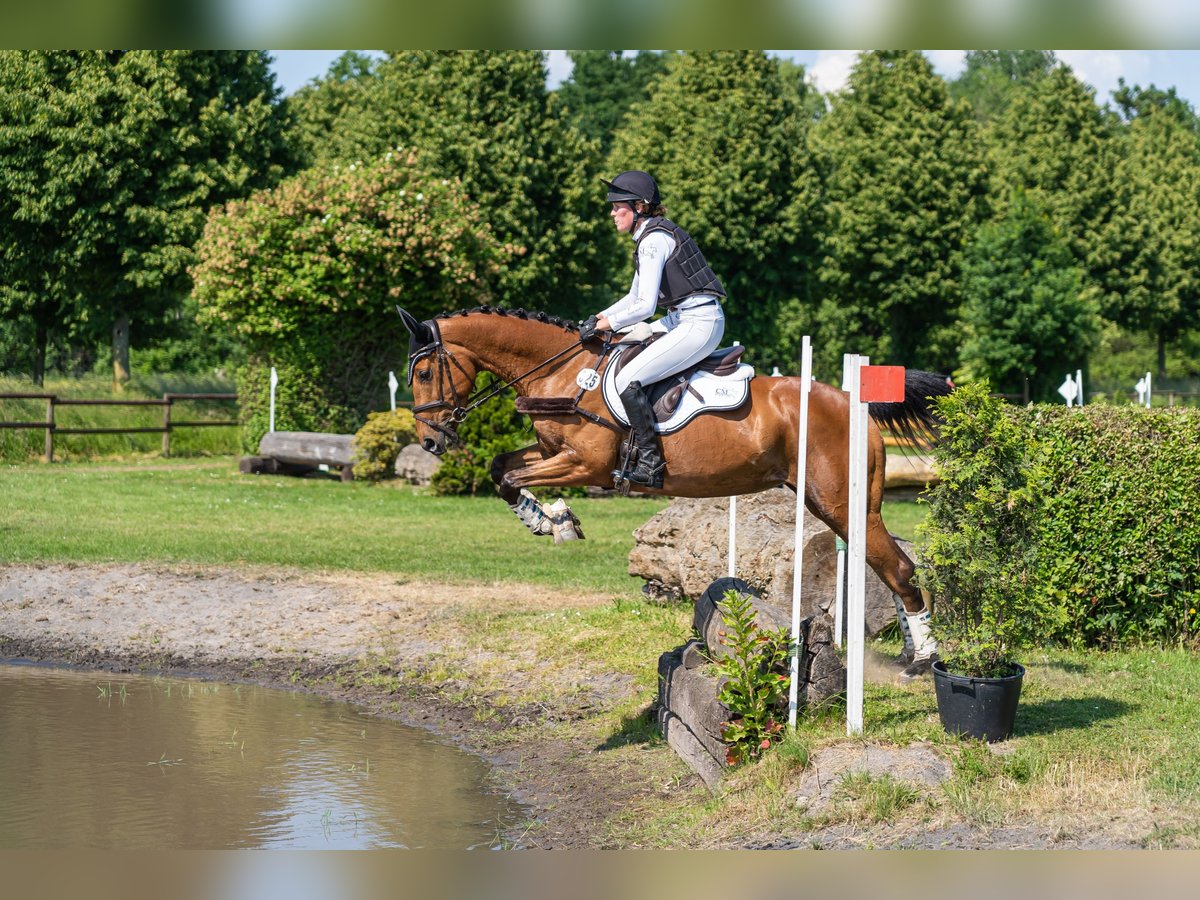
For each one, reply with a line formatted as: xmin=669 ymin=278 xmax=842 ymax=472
xmin=602 ymin=170 xmax=660 ymax=206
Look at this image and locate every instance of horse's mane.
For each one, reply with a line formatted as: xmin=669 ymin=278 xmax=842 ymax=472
xmin=434 ymin=305 xmax=579 ymax=333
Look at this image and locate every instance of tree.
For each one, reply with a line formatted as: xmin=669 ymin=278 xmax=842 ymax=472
xmin=192 ymin=149 xmax=509 ymax=450
xmin=287 ymin=51 xmax=608 ymax=318
xmin=555 ymin=51 xmax=668 ymax=157
xmin=0 ymin=52 xmax=108 ymax=383
xmin=606 ymin=50 xmax=822 ymax=367
xmin=948 ymin=51 xmax=1057 ymax=123
xmin=958 ymin=191 xmax=1098 ymax=401
xmin=1095 ymin=96 xmax=1200 ymax=376
xmin=0 ymin=51 xmax=296 ymax=385
xmin=985 ymin=64 xmax=1116 ymax=305
xmin=810 ymin=51 xmax=988 ymax=374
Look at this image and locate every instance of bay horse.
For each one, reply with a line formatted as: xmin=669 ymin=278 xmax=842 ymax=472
xmin=399 ymin=305 xmax=951 ymax=675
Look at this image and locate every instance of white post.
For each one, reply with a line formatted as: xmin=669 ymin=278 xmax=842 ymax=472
xmin=787 ymin=336 xmax=813 ymax=730
xmin=833 ymin=354 xmax=853 ymax=649
xmin=833 ymin=536 xmax=846 ymax=648
xmin=727 ymin=495 xmax=737 ymax=579
xmin=268 ymin=366 xmax=278 ymax=433
xmin=388 ymin=371 xmax=399 ymax=412
xmin=845 ymin=354 xmax=869 ymax=736
xmin=728 ymin=341 xmax=744 ymax=579
xmin=1076 ymin=369 xmax=1084 ymax=406
xmin=1146 ymin=371 xmax=1152 ymax=408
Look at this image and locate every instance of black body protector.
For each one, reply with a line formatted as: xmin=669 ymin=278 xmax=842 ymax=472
xmin=634 ymin=216 xmax=726 ymax=307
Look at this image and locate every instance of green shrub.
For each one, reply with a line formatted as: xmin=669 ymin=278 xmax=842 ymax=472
xmin=352 ymin=409 xmax=418 ymax=482
xmin=1030 ymin=403 xmax=1200 ymax=646
xmin=917 ymin=382 xmax=1065 ymax=676
xmin=430 ymin=372 xmax=529 ymax=496
xmin=711 ymin=589 xmax=792 ymax=766
xmin=918 ymin=383 xmax=1200 ymax=654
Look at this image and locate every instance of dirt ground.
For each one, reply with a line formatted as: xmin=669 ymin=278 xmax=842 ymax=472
xmin=0 ymin=562 xmax=1152 ymax=849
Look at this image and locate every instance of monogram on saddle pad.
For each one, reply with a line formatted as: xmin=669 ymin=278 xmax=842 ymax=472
xmin=599 ymin=334 xmax=754 ymax=433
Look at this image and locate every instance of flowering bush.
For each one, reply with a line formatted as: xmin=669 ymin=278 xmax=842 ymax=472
xmin=191 ymin=149 xmax=510 ymax=450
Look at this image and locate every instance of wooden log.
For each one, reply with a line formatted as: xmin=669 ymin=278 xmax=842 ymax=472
xmin=257 ymin=431 xmax=357 ymax=468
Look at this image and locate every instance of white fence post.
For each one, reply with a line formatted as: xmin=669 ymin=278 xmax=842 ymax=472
xmin=388 ymin=371 xmax=399 ymax=412
xmin=845 ymin=354 xmax=869 ymax=736
xmin=787 ymin=336 xmax=813 ymax=730
xmin=269 ymin=366 xmax=278 ymax=433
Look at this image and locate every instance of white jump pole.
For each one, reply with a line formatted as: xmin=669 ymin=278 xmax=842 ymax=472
xmin=845 ymin=354 xmax=869 ymax=736
xmin=388 ymin=371 xmax=399 ymax=412
xmin=728 ymin=342 xmax=743 ymax=579
xmin=833 ymin=354 xmax=853 ymax=648
xmin=268 ymin=366 xmax=278 ymax=433
xmin=727 ymin=495 xmax=737 ymax=579
xmin=787 ymin=336 xmax=813 ymax=730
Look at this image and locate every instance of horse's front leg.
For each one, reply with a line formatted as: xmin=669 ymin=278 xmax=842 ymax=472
xmin=495 ymin=446 xmax=598 ymax=544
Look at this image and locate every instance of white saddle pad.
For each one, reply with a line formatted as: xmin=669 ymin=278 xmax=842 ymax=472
xmin=595 ymin=342 xmax=755 ymax=435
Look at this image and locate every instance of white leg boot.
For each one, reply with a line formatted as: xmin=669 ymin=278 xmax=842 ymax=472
xmin=897 ymin=607 xmax=939 ymax=682
xmin=509 ymin=489 xmax=554 ymax=536
xmin=893 ymin=594 xmax=917 ymax=663
xmin=546 ymin=498 xmax=585 ymax=544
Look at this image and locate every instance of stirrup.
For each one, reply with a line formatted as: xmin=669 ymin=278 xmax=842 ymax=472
xmin=611 ymin=459 xmax=664 ymax=490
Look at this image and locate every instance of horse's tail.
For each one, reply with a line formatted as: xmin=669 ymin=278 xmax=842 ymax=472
xmin=867 ymin=370 xmax=954 ymax=449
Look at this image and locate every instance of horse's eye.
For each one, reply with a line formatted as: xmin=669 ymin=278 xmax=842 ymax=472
xmin=417 ymin=369 xmax=433 ymax=383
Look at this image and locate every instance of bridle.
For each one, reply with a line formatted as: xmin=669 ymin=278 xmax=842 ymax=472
xmin=407 ymin=317 xmax=599 ymax=446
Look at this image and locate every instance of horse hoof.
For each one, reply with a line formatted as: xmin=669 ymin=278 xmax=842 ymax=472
xmin=895 ymin=654 xmax=937 ymax=684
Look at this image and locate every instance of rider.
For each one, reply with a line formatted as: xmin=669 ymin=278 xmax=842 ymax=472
xmin=578 ymin=170 xmax=726 ymax=489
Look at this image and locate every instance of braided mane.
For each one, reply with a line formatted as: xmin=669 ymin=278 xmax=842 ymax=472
xmin=434 ymin=305 xmax=579 ymax=333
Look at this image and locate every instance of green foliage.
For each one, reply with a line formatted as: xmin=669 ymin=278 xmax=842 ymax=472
xmin=608 ymin=50 xmax=821 ymax=369
xmin=556 ymin=51 xmax=668 ymax=157
xmin=809 ymin=51 xmax=988 ymax=375
xmin=711 ymin=588 xmax=793 ymax=766
xmin=958 ymin=190 xmax=1098 ymax=400
xmin=919 ymin=382 xmax=1200 ymax=666
xmin=917 ymin=382 xmax=1063 ymax=676
xmin=1030 ymin=404 xmax=1200 ymax=646
xmin=287 ymin=50 xmax=608 ymax=318
xmin=430 ymin=373 xmax=529 ymax=496
xmin=193 ymin=148 xmax=505 ymax=451
xmin=948 ymin=51 xmax=1057 ymax=123
xmin=986 ymin=65 xmax=1116 ymax=312
xmin=0 ymin=51 xmax=297 ymax=384
xmin=352 ymin=409 xmax=418 ymax=482
xmin=1095 ymin=99 xmax=1200 ymax=375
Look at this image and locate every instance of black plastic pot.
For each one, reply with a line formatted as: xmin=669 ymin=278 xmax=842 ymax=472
xmin=932 ymin=659 xmax=1024 ymax=742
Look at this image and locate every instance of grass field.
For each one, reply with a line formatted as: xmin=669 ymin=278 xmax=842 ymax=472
xmin=0 ymin=457 xmax=928 ymax=593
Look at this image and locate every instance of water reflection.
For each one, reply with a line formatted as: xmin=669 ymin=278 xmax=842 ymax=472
xmin=0 ymin=663 xmax=521 ymax=848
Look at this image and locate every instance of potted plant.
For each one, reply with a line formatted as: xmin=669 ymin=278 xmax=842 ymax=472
xmin=916 ymin=382 xmax=1065 ymax=742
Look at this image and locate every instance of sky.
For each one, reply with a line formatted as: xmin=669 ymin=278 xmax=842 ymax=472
xmin=269 ymin=49 xmax=1200 ymax=112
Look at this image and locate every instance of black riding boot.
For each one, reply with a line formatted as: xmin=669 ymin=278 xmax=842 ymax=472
xmin=613 ymin=381 xmax=665 ymax=489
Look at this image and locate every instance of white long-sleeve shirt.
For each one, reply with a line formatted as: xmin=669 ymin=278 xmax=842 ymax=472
xmin=599 ymin=222 xmax=676 ymax=332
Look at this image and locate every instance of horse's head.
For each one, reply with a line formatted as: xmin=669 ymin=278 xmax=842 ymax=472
xmin=398 ymin=307 xmax=480 ymax=455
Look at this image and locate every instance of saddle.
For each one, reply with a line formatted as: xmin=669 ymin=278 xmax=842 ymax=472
xmin=600 ymin=335 xmax=755 ymax=434
xmin=612 ymin=334 xmax=747 ymax=420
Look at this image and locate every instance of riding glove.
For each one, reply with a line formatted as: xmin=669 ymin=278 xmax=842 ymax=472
xmin=578 ymin=315 xmax=599 ymax=342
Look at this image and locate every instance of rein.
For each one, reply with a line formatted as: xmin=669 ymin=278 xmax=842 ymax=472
xmin=409 ymin=321 xmax=612 ymax=444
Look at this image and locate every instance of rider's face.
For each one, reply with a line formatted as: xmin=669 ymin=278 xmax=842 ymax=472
xmin=610 ymin=201 xmax=636 ymax=234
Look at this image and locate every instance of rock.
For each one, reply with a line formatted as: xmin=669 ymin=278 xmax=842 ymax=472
xmin=395 ymin=443 xmax=441 ymax=485
xmin=629 ymin=487 xmax=913 ymax=639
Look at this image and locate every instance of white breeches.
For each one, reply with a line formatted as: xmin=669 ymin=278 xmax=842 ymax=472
xmin=613 ymin=303 xmax=725 ymax=395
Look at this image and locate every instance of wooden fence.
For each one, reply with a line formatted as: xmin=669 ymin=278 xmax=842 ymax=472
xmin=0 ymin=392 xmax=237 ymax=462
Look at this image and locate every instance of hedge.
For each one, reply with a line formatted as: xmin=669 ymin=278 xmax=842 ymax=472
xmin=919 ymin=386 xmax=1200 ymax=648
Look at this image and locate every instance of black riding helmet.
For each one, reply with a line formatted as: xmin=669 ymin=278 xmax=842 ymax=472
xmin=601 ymin=170 xmax=660 ymax=206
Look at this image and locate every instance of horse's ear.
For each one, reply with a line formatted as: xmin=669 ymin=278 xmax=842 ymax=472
xmin=396 ymin=306 xmax=422 ymax=336
xmin=396 ymin=306 xmax=435 ymax=347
